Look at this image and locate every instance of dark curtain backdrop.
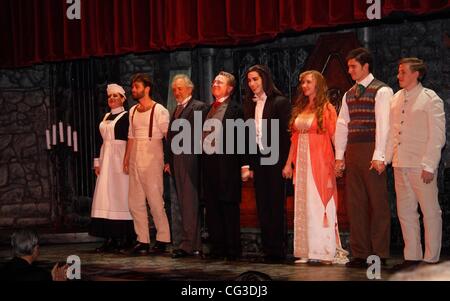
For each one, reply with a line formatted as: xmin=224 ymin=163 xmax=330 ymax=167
xmin=1 ymin=0 xmax=449 ymax=68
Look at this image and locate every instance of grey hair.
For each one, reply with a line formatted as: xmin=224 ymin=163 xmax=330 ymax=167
xmin=171 ymin=74 xmax=194 ymax=89
xmin=11 ymin=229 xmax=39 ymax=257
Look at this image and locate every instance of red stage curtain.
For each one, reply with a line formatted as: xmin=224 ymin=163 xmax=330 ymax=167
xmin=1 ymin=0 xmax=448 ymax=68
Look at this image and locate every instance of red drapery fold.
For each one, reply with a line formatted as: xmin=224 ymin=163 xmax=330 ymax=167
xmin=1 ymin=0 xmax=448 ymax=68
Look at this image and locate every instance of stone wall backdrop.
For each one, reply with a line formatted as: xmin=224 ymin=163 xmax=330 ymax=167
xmin=0 ymin=65 xmax=53 ymax=229
xmin=0 ymin=16 xmax=449 ymax=254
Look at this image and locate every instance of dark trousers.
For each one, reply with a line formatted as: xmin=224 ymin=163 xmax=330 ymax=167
xmin=202 ymin=155 xmax=241 ymax=257
xmin=170 ymin=156 xmax=202 ymax=253
xmin=253 ymin=163 xmax=287 ymax=258
xmin=204 ymin=197 xmax=241 ymax=257
xmin=345 ymin=142 xmax=391 ymax=259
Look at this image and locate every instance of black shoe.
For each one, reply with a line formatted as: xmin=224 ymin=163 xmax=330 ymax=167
xmin=120 ymin=242 xmax=150 ymax=256
xmin=151 ymin=241 xmax=169 ymax=254
xmin=345 ymin=258 xmax=368 ymax=268
xmin=172 ymin=249 xmax=190 ymax=258
xmin=95 ymin=240 xmax=110 ymax=253
xmin=391 ymin=260 xmax=421 ymax=272
xmin=114 ymin=238 xmax=134 ymax=253
xmin=95 ymin=238 xmax=117 ymax=253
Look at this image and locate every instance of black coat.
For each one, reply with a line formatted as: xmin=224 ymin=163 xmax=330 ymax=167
xmin=243 ymin=94 xmax=291 ymax=169
xmin=201 ymin=99 xmax=245 ymax=203
xmin=166 ymin=98 xmax=207 ymax=169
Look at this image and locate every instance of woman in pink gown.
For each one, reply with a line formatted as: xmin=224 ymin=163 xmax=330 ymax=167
xmin=282 ymin=70 xmax=347 ymax=265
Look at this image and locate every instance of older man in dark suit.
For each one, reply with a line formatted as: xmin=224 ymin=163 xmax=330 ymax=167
xmin=201 ymin=71 xmax=245 ymax=261
xmin=165 ymin=74 xmax=207 ymax=258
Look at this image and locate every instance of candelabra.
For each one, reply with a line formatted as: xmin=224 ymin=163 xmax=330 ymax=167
xmin=45 ymin=121 xmax=78 ymax=152
xmin=45 ymin=121 xmax=78 ymax=229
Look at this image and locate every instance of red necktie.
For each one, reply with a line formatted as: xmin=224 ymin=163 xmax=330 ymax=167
xmin=212 ymin=101 xmax=222 ymax=109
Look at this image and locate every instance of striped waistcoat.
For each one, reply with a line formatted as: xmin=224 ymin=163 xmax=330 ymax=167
xmin=346 ymin=79 xmax=387 ymax=144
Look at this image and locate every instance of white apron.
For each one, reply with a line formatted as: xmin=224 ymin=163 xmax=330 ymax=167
xmin=91 ymin=111 xmax=132 ymax=220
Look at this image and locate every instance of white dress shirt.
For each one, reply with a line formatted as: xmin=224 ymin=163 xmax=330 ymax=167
xmin=254 ymin=92 xmax=267 ymax=149
xmin=335 ymin=73 xmax=393 ymax=161
xmin=241 ymin=93 xmax=267 ymax=172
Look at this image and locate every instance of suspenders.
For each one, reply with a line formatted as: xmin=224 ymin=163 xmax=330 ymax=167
xmin=131 ymin=103 xmax=158 ymax=139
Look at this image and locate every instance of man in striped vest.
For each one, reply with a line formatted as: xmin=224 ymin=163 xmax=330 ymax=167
xmin=335 ymin=48 xmax=393 ymax=268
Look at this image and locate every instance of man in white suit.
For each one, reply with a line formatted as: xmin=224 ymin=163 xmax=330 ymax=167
xmin=386 ymin=58 xmax=446 ymax=270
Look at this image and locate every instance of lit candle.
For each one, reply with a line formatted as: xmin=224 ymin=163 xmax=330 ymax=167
xmin=59 ymin=121 xmax=64 ymax=143
xmin=73 ymin=131 xmax=78 ymax=152
xmin=67 ymin=125 xmax=72 ymax=146
xmin=52 ymin=124 xmax=57 ymax=145
xmin=45 ymin=129 xmax=51 ymax=150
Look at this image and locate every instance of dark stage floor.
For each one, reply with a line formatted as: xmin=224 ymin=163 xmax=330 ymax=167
xmin=0 ymin=242 xmax=419 ymax=281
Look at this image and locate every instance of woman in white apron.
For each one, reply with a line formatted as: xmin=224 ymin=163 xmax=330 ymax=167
xmin=90 ymin=84 xmax=135 ymax=253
